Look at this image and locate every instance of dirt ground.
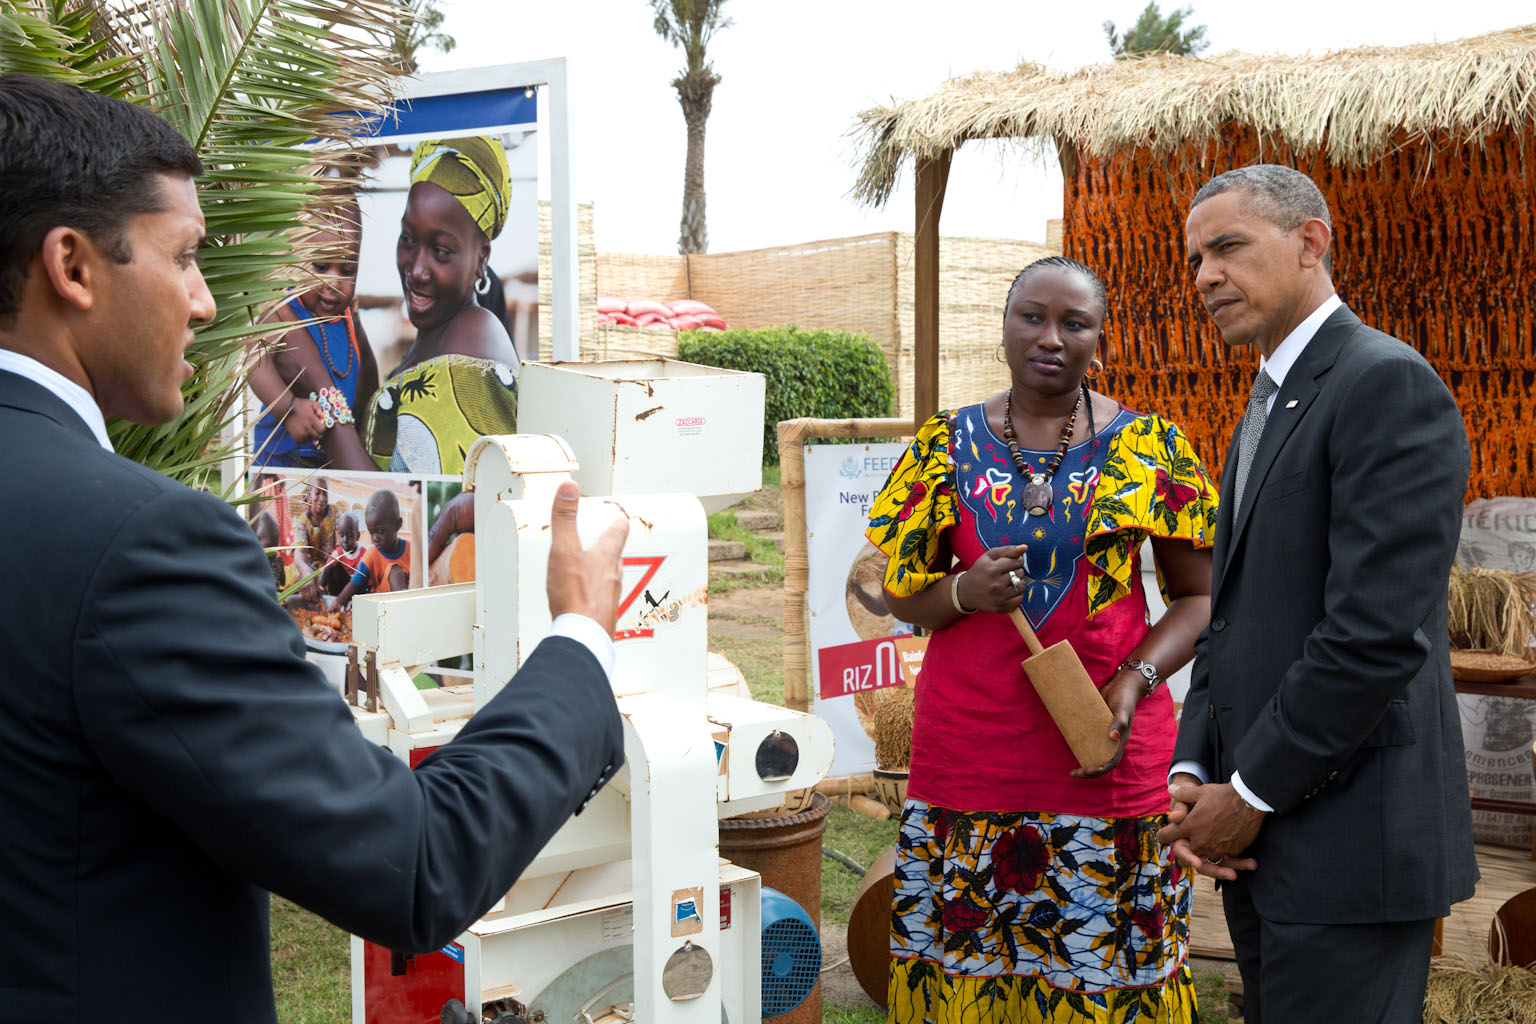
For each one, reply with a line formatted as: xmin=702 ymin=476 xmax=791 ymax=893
xmin=708 ymin=584 xmax=784 ymax=636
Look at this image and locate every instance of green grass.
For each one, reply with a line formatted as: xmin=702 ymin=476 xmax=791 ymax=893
xmin=707 ymin=508 xmax=785 ymax=586
xmin=706 ymin=509 xmax=783 ymax=567
xmin=708 ymin=566 xmax=785 ymax=595
xmin=824 ymin=1005 xmax=885 ymax=1024
xmin=269 ymin=897 xmax=348 ymax=1021
xmin=820 ymin=804 xmax=899 ymax=927
xmin=1195 ymin=966 xmax=1231 ymax=1023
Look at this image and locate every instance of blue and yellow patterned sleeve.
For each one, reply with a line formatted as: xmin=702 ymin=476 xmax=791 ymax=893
xmin=1083 ymin=414 xmax=1219 ymax=616
xmin=864 ymin=412 xmax=959 ymax=598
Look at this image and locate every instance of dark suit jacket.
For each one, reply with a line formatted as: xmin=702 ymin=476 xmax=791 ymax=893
xmin=1172 ymin=305 xmax=1478 ymax=925
xmin=0 ymin=370 xmax=625 ymax=1021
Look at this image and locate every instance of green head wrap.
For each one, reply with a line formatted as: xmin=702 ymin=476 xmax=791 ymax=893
xmin=409 ymin=136 xmax=511 ymax=241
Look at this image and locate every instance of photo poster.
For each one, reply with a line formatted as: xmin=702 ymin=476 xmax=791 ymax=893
xmin=240 ymin=78 xmax=542 ymax=688
xmin=805 ymin=442 xmax=925 ymax=778
xmin=247 ymin=81 xmax=540 ymax=476
xmin=244 ymin=467 xmax=476 ymax=689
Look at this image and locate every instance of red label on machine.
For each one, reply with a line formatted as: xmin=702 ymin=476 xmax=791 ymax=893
xmin=817 ymin=635 xmax=914 ymax=700
xmin=408 ymin=745 xmax=443 ymax=769
xmin=614 ymin=555 xmax=666 ymax=641
xmin=719 ymin=886 xmax=732 ymax=930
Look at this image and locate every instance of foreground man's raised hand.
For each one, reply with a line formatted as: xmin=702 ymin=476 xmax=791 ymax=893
xmin=547 ymin=480 xmax=630 ymax=635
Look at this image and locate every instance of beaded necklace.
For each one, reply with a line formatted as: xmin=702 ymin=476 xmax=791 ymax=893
xmin=1003 ymin=382 xmax=1092 ymax=517
xmin=294 ymin=297 xmax=355 ymax=381
xmin=321 ymin=310 xmax=356 ymax=380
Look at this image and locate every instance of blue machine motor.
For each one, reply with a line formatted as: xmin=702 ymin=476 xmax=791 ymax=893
xmin=760 ymin=886 xmax=820 ymax=1017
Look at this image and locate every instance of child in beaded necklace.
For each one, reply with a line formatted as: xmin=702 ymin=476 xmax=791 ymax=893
xmin=249 ymin=192 xmax=379 ymax=470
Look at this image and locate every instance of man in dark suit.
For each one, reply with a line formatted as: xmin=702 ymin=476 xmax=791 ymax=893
xmin=0 ymin=74 xmax=628 ymax=1019
xmin=1159 ymin=165 xmax=1477 ymax=1022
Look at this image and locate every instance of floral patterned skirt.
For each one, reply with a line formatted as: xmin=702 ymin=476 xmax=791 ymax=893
xmin=889 ymin=800 xmax=1197 ymax=1024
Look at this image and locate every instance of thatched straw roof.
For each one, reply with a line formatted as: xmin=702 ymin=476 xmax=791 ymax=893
xmin=851 ymin=25 xmax=1536 ymax=207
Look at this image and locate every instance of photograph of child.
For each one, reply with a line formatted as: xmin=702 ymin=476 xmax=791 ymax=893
xmin=249 ymin=192 xmax=379 ymax=470
xmin=326 ymin=511 xmax=366 ymax=594
xmin=334 ymin=487 xmax=414 ymax=608
xmin=243 ymin=471 xmax=424 ymax=646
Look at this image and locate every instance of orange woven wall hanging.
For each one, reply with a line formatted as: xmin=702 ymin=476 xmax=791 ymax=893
xmin=1064 ymin=126 xmax=1536 ymax=500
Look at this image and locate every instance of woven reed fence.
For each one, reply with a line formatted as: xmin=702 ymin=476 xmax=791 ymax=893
xmin=1065 ymin=125 xmax=1536 ymax=499
xmin=535 ymin=201 xmax=598 ymax=361
xmin=565 ymin=232 xmax=1056 ymax=417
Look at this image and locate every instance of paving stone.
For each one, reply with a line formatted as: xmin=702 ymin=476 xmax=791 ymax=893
xmin=709 ymin=560 xmax=777 ymax=580
xmin=707 ymin=538 xmax=748 ymax=562
xmin=736 ymin=509 xmax=783 ymax=532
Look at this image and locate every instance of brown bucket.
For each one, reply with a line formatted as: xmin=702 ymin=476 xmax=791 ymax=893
xmin=719 ymin=792 xmax=831 ymax=1024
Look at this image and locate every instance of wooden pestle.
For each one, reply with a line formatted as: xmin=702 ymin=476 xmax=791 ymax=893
xmin=1008 ymin=608 xmax=1118 ymax=770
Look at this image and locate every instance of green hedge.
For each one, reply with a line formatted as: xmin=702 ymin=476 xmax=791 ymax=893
xmin=678 ymin=326 xmax=894 ymax=464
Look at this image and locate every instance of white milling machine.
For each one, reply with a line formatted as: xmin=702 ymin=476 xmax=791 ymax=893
xmin=344 ymin=361 xmax=834 ymax=1024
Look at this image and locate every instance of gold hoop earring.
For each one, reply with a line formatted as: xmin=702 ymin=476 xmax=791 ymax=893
xmin=995 ymin=341 xmax=1007 ymax=364
xmin=1086 ymin=357 xmax=1104 ymax=379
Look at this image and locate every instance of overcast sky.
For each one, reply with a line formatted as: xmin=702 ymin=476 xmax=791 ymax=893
xmin=417 ymin=1 xmax=1533 ymax=255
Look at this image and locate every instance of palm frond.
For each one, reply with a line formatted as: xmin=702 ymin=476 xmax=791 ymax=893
xmin=1 ymin=0 xmax=404 ymax=488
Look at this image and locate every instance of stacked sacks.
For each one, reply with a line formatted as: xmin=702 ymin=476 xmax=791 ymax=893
xmin=596 ymin=296 xmax=728 ymax=332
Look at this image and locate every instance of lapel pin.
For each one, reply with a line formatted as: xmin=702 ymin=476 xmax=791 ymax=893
xmin=1284 ymin=399 xmax=1298 ymax=409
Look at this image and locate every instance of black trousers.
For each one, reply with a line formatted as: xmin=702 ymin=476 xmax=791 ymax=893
xmin=1222 ymin=875 xmax=1436 ymax=1023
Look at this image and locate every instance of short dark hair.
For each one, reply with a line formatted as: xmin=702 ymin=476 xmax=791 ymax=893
xmin=1190 ymin=164 xmax=1332 ymax=233
xmin=1006 ymin=256 xmax=1109 ymax=323
xmin=0 ymin=74 xmax=203 ymax=317
xmin=366 ymin=487 xmax=400 ymax=522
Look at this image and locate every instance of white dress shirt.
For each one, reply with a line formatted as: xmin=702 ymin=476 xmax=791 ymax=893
xmin=0 ymin=348 xmax=113 ymax=450
xmin=550 ymin=613 xmax=618 ymax=683
xmin=0 ymin=346 xmax=618 ymax=681
xmin=1170 ymin=292 xmax=1341 ymax=813
xmin=1255 ymin=293 xmax=1341 ymax=416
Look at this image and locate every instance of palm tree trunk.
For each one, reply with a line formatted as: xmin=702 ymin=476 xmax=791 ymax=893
xmin=673 ymin=68 xmax=719 ymax=255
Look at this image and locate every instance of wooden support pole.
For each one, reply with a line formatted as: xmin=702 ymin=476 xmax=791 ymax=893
xmin=913 ymin=151 xmax=952 ymax=428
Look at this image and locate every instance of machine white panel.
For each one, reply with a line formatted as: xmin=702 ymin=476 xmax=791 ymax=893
xmin=518 ymin=359 xmax=765 ymax=513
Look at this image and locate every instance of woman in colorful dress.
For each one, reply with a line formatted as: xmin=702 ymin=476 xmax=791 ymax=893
xmin=867 ymin=256 xmax=1218 ymax=1024
xmin=365 ymin=136 xmax=520 ymax=474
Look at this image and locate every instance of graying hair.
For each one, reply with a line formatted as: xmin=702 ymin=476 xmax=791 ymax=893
xmin=1190 ymin=164 xmax=1332 ymax=232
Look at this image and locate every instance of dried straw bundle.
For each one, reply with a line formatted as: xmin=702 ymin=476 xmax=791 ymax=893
xmin=1448 ymin=565 xmax=1536 ymax=656
xmin=1424 ymin=958 xmax=1536 ymax=1024
xmin=851 ymin=25 xmax=1536 ymax=206
xmin=872 ymin=685 xmax=915 ymax=771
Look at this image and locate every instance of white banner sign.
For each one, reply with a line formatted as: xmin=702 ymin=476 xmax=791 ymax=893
xmin=1457 ymin=496 xmax=1536 ymax=848
xmin=805 ymin=442 xmax=914 ymax=777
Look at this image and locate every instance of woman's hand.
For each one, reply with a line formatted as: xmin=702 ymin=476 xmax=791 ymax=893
xmin=1069 ymin=669 xmax=1144 ymax=778
xmin=956 ymin=544 xmax=1029 ymax=613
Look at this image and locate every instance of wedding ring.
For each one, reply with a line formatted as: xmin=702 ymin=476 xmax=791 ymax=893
xmin=1007 ymin=570 xmax=1022 ymax=591
xmin=1208 ymin=855 xmax=1224 ymax=865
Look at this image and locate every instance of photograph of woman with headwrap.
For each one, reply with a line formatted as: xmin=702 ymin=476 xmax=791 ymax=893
xmin=364 ymin=135 xmax=521 ymax=475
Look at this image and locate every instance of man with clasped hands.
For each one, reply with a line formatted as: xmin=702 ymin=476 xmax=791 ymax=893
xmin=0 ymin=74 xmax=628 ymax=1019
xmin=1159 ymin=164 xmax=1477 ymax=1022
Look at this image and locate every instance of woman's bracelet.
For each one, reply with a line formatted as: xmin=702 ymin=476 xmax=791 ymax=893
xmin=950 ymin=571 xmax=976 ymax=614
xmin=1118 ymin=658 xmax=1163 ymax=696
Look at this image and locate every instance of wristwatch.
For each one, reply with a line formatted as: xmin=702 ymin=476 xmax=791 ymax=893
xmin=1118 ymin=658 xmax=1163 ymax=697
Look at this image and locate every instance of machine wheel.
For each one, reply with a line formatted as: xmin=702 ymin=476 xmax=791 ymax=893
xmin=526 ymin=946 xmax=730 ymax=1024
